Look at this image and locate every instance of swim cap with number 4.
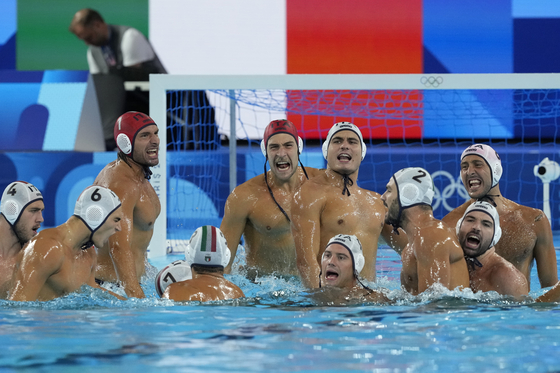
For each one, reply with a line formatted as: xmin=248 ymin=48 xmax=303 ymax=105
xmin=73 ymin=186 xmax=121 ymax=233
xmin=0 ymin=181 xmax=43 ymax=226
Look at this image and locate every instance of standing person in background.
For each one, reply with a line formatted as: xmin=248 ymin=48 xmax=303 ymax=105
xmin=0 ymin=181 xmax=44 ymax=298
xmin=220 ymin=119 xmax=321 ymax=280
xmin=442 ymin=144 xmax=557 ymax=288
xmin=381 ymin=167 xmax=470 ymax=295
xmin=93 ymin=111 xmax=161 ymax=298
xmin=70 ymin=8 xmax=167 ymax=151
xmin=69 ymin=8 xmax=217 ymax=151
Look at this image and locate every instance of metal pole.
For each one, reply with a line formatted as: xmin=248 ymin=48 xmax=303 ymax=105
xmin=229 ymin=90 xmax=237 ymax=193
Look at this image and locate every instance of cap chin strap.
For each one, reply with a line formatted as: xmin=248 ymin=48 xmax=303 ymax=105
xmin=331 ymin=170 xmax=354 ymax=197
xmin=465 ymin=255 xmax=483 ymax=269
xmin=263 ymin=154 xmax=309 ymax=223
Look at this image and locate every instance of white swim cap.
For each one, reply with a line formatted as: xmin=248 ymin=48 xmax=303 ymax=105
xmin=155 ymin=259 xmax=192 ymax=297
xmin=73 ymin=186 xmax=122 ymax=233
xmin=322 ymin=122 xmax=367 ymax=161
xmin=456 ymin=200 xmax=502 ymax=248
xmin=185 ymin=226 xmax=231 ymax=268
xmin=461 ymin=144 xmax=502 ymax=188
xmin=324 ymin=234 xmax=365 ymax=275
xmin=0 ymin=181 xmax=43 ymax=226
xmin=393 ymin=167 xmax=434 ymax=208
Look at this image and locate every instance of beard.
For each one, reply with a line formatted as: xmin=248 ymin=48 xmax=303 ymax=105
xmin=14 ymin=223 xmax=33 ymax=245
xmin=384 ymin=199 xmax=401 ymax=227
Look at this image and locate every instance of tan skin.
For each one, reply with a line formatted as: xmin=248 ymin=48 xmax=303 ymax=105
xmin=458 ymin=211 xmax=528 ymax=297
xmin=382 ymin=178 xmax=470 ymax=295
xmin=292 ymin=130 xmax=389 ymax=288
xmin=163 ymin=267 xmax=244 ymax=302
xmin=9 ymin=210 xmax=124 ymax=302
xmin=442 ymin=154 xmax=558 ymax=288
xmin=0 ymin=200 xmax=44 ymax=298
xmin=94 ymin=125 xmax=161 ymax=298
xmin=221 ymin=133 xmax=321 ymax=277
xmin=317 ymin=244 xmax=389 ymax=304
xmin=537 ymin=281 xmax=560 ymax=302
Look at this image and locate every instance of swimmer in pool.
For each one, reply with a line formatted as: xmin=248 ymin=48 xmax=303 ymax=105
xmin=292 ymin=122 xmax=396 ymax=288
xmin=93 ymin=111 xmax=161 ymax=298
xmin=0 ymin=181 xmax=44 ymax=298
xmin=220 ymin=119 xmax=321 ymax=279
xmin=442 ymin=144 xmax=558 ymax=288
xmin=456 ymin=201 xmax=528 ymax=297
xmin=9 ymin=186 xmax=125 ymax=302
xmin=162 ymin=226 xmax=244 ymax=302
xmin=314 ymin=234 xmax=389 ymax=304
xmin=381 ymin=167 xmax=469 ymax=295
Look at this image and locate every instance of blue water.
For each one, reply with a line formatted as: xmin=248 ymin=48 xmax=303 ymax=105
xmin=1 ymin=245 xmax=560 ymax=372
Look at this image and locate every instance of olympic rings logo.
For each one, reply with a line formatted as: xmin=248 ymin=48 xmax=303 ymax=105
xmin=420 ymin=76 xmax=444 ymax=88
xmin=431 ymin=170 xmax=469 ymax=212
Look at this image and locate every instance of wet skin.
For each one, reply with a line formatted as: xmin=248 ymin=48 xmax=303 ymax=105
xmin=9 ymin=209 xmax=123 ymax=302
xmin=292 ymin=130 xmax=389 ymax=288
xmin=381 ymin=178 xmax=470 ymax=295
xmin=442 ymin=155 xmax=558 ymax=288
xmin=0 ymin=200 xmax=45 ymax=298
xmin=221 ymin=133 xmax=322 ymax=277
xmin=94 ymin=125 xmax=161 ymax=298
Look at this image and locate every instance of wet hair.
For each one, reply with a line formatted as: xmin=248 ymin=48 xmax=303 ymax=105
xmin=191 ymin=264 xmax=224 ymax=274
xmin=117 ymin=150 xmax=152 ymax=180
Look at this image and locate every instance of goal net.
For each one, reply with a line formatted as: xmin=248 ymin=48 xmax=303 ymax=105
xmin=149 ymin=74 xmax=560 ymax=256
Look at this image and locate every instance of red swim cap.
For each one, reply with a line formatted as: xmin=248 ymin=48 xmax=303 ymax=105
xmin=114 ymin=111 xmax=157 ymax=156
xmin=260 ymin=119 xmax=303 ymax=156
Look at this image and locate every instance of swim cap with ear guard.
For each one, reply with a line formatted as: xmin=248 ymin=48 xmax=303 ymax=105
xmin=114 ymin=111 xmax=157 ymax=156
xmin=0 ymin=181 xmax=43 ymax=226
xmin=322 ymin=122 xmax=367 ymax=161
xmin=155 ymin=259 xmax=192 ymax=297
xmin=73 ymin=186 xmax=122 ymax=234
xmin=260 ymin=119 xmax=303 ymax=157
xmin=461 ymin=144 xmax=502 ymax=188
xmin=324 ymin=234 xmax=365 ymax=275
xmin=185 ymin=226 xmax=231 ymax=268
xmin=456 ymin=200 xmax=502 ymax=249
xmin=393 ymin=167 xmax=435 ymax=208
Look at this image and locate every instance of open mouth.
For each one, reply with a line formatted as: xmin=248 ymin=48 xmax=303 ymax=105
xmin=337 ymin=153 xmax=352 ymax=161
xmin=276 ymin=161 xmax=290 ymax=170
xmin=465 ymin=233 xmax=481 ymax=249
xmin=325 ymin=270 xmax=339 ymax=281
xmin=468 ymin=178 xmax=481 ymax=189
xmin=147 ymin=149 xmax=158 ymax=157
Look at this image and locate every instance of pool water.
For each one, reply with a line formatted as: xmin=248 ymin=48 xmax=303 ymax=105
xmin=1 ymin=245 xmax=560 ymax=372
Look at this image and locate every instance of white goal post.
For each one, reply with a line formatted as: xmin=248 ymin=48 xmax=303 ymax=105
xmin=148 ymin=73 xmax=560 ymax=258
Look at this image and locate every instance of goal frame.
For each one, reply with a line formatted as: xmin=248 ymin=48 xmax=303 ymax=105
xmin=148 ymin=73 xmax=560 ymax=258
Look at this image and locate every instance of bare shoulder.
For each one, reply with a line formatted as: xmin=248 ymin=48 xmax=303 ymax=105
xmin=228 ymin=174 xmax=268 ymax=202
xmin=24 ymin=230 xmax=65 ymax=264
xmin=503 ymin=199 xmax=546 ymax=223
xmin=415 ymin=220 xmax=456 ymax=250
xmin=296 ymin=172 xmax=330 ymax=200
xmin=304 ymin=167 xmax=324 ymax=179
xmin=442 ymin=200 xmax=473 ymax=225
xmin=94 ymin=160 xmax=140 ymax=199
